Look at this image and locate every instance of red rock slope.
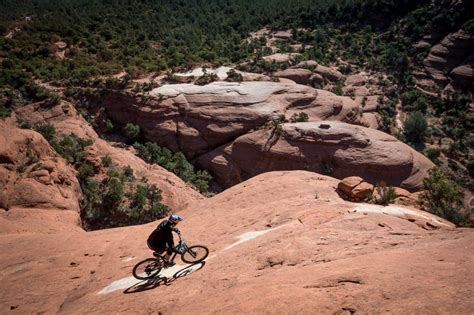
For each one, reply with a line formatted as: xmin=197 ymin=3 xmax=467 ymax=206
xmin=1 ymin=171 xmax=472 ymax=314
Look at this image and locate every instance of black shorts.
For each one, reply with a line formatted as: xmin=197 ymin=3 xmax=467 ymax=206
xmin=147 ymin=240 xmax=173 ymax=255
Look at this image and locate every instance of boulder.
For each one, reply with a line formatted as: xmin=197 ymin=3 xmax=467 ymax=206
xmin=310 ymin=73 xmax=324 ymax=85
xmin=351 ymin=181 xmax=374 ymax=200
xmin=345 ymin=74 xmax=368 ymax=86
xmin=313 ymin=64 xmax=343 ymax=82
xmin=197 ymin=121 xmax=434 ymax=191
xmin=360 ymin=112 xmax=379 ymax=129
xmin=274 ymin=68 xmax=313 ymax=85
xmin=423 ymin=29 xmax=474 ymax=85
xmin=296 ymin=60 xmax=319 ymax=68
xmin=262 ymin=53 xmax=299 ymax=63
xmin=337 ymin=176 xmax=365 ymax=195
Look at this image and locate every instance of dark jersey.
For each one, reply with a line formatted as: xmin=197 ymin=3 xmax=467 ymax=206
xmin=147 ymin=220 xmax=179 ymax=250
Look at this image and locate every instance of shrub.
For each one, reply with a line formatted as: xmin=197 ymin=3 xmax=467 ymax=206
xmin=195 ymin=68 xmax=218 ymax=85
xmin=330 ymin=82 xmax=343 ymax=96
xmin=226 ymin=69 xmax=243 ymax=82
xmin=338 ymin=64 xmax=352 ymax=74
xmin=78 ymin=163 xmax=95 ymax=180
xmin=419 ymin=167 xmax=468 ymax=226
xmin=289 ymin=112 xmax=309 ymax=123
xmin=122 ymin=165 xmax=135 ymax=181
xmin=400 ymin=90 xmax=428 ymax=112
xmin=34 ymin=123 xmax=57 ymax=144
xmin=103 ymin=177 xmax=124 ymax=208
xmin=105 ymin=119 xmax=114 ymax=133
xmin=424 ymin=148 xmax=441 ymax=163
xmin=123 ymin=123 xmax=140 ymax=143
xmin=101 ymin=155 xmax=112 ymax=167
xmin=133 ymin=141 xmax=212 ymax=193
xmin=403 ymin=111 xmax=427 ymax=144
xmin=374 ymin=184 xmax=397 ymax=205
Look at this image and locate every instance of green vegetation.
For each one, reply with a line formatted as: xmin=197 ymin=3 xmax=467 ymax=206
xmin=34 ymin=123 xmax=170 ymax=230
xmin=289 ymin=112 xmax=309 ymax=123
xmin=419 ymin=167 xmax=471 ymax=226
xmin=195 ymin=68 xmax=219 ymax=86
xmin=133 ymin=142 xmax=212 ymax=193
xmin=226 ymin=69 xmax=243 ymax=82
xmin=123 ymin=123 xmax=140 ymax=143
xmin=373 ymin=184 xmax=397 ymax=206
xmin=403 ymin=111 xmax=427 ymax=145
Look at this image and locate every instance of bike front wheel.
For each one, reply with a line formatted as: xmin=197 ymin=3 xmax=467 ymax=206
xmin=132 ymin=258 xmax=163 ymax=280
xmin=181 ymin=245 xmax=209 ymax=264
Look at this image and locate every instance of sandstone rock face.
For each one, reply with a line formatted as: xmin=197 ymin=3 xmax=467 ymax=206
xmin=197 ymin=121 xmax=433 ymax=191
xmin=1 ymin=171 xmax=471 ymax=314
xmin=274 ymin=68 xmax=314 ymax=85
xmin=345 ymin=74 xmax=368 ymax=86
xmin=423 ymin=29 xmax=474 ymax=85
xmin=312 ymin=64 xmax=343 ymax=81
xmin=13 ymin=102 xmax=203 ymax=212
xmin=100 ymin=82 xmax=362 ymax=158
xmin=262 ymin=53 xmax=299 ymax=63
xmin=0 ymin=123 xmax=81 ymax=212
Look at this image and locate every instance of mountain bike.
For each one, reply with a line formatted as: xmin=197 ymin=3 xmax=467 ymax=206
xmin=132 ymin=235 xmax=209 ymax=280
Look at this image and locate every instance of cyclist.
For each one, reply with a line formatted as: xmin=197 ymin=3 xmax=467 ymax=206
xmin=147 ymin=214 xmax=183 ymax=267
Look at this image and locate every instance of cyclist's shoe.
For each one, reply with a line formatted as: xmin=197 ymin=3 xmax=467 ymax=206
xmin=153 ymin=252 xmax=160 ymax=258
xmin=163 ymin=261 xmax=175 ymax=268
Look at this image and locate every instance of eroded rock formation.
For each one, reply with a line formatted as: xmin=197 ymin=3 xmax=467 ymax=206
xmin=423 ymin=29 xmax=474 ymax=87
xmin=98 ymin=81 xmax=361 ymax=158
xmin=0 ymin=123 xmax=81 ymax=212
xmin=198 ymin=121 xmax=433 ymax=191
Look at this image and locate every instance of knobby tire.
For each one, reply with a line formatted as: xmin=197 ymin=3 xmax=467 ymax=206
xmin=132 ymin=258 xmax=163 ymax=280
xmin=181 ymin=245 xmax=209 ymax=264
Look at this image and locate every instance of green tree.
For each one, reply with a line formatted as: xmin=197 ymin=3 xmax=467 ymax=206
xmin=103 ymin=177 xmax=124 ymax=208
xmin=124 ymin=123 xmax=140 ymax=143
xmin=419 ymin=167 xmax=468 ymax=225
xmin=403 ymin=111 xmax=427 ymax=144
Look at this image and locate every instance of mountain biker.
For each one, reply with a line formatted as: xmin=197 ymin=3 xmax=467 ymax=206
xmin=147 ymin=214 xmax=184 ymax=267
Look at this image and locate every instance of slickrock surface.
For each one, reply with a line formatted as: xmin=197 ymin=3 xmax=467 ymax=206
xmin=0 ymin=123 xmax=81 ymax=213
xmin=198 ymin=121 xmax=433 ymax=191
xmin=1 ymin=171 xmax=472 ymax=314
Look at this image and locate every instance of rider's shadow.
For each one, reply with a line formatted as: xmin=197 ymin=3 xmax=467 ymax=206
xmin=123 ymin=261 xmax=206 ymax=294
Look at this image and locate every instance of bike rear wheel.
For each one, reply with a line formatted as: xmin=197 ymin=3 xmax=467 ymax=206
xmin=132 ymin=258 xmax=163 ymax=280
xmin=181 ymin=245 xmax=209 ymax=264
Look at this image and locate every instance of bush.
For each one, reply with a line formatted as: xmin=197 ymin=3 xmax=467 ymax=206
xmin=101 ymin=155 xmax=112 ymax=167
xmin=34 ymin=123 xmax=57 ymax=144
xmin=133 ymin=141 xmax=212 ymax=193
xmin=78 ymin=163 xmax=95 ymax=180
xmin=373 ymin=184 xmax=397 ymax=205
xmin=226 ymin=69 xmax=243 ymax=82
xmin=419 ymin=167 xmax=469 ymax=226
xmin=424 ymin=148 xmax=441 ymax=163
xmin=338 ymin=64 xmax=352 ymax=74
xmin=400 ymin=90 xmax=428 ymax=112
xmin=403 ymin=111 xmax=427 ymax=144
xmin=195 ymin=68 xmax=218 ymax=85
xmin=123 ymin=123 xmax=140 ymax=143
xmin=289 ymin=112 xmax=309 ymax=123
xmin=103 ymin=177 xmax=124 ymax=208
